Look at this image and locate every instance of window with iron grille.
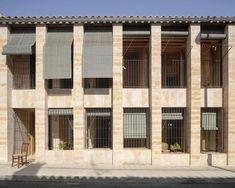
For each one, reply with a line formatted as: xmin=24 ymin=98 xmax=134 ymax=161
xmin=161 ymin=37 xmax=187 ymax=88
xmin=162 ymin=108 xmax=186 ymax=153
xmin=84 ymin=78 xmax=112 ymax=88
xmin=123 ymin=36 xmax=149 ymax=88
xmin=201 ymin=108 xmax=223 ymax=152
xmin=123 ymin=108 xmax=150 ymax=148
xmin=201 ymin=41 xmax=222 ymax=88
xmin=86 ymin=108 xmax=112 ymax=149
xmin=11 ymin=54 xmax=35 ymax=89
xmin=48 ymin=113 xmax=73 ymax=150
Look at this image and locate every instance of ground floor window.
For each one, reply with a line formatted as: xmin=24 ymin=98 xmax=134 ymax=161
xmin=48 ymin=108 xmax=73 ymax=150
xmin=162 ymin=108 xmax=186 ymax=153
xmin=86 ymin=108 xmax=112 ymax=149
xmin=123 ymin=108 xmax=150 ymax=148
xmin=201 ymin=108 xmax=223 ymax=152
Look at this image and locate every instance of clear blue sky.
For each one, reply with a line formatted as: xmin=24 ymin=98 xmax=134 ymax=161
xmin=0 ymin=0 xmax=234 ymax=16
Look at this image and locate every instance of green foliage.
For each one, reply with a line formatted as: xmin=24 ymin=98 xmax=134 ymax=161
xmin=170 ymin=142 xmax=181 ymax=152
xmin=58 ymin=141 xmax=67 ymax=150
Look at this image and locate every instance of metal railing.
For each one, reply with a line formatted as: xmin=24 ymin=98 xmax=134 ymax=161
xmin=48 ymin=115 xmax=73 ymax=150
xmin=162 ymin=108 xmax=186 ymax=153
xmin=13 ymin=66 xmax=35 ymax=89
xmin=201 ymin=108 xmax=223 ymax=153
xmin=201 ymin=59 xmax=222 ymax=88
xmin=162 ymin=58 xmax=187 ymax=88
xmin=123 ymin=108 xmax=150 ymax=148
xmin=86 ymin=108 xmax=112 ymax=149
xmin=123 ymin=59 xmax=149 ymax=88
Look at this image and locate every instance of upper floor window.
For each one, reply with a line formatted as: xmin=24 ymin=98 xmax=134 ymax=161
xmin=201 ymin=41 xmax=222 ymax=88
xmin=43 ymin=27 xmax=73 ymax=89
xmin=161 ymin=37 xmax=187 ymax=88
xmin=2 ymin=27 xmax=36 ymax=89
xmin=123 ymin=27 xmax=150 ymax=88
xmin=84 ymin=78 xmax=112 ymax=89
xmin=82 ymin=26 xmax=113 ymax=81
xmin=48 ymin=79 xmax=73 ymax=89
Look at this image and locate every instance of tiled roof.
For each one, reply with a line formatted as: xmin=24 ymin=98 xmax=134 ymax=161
xmin=0 ymin=16 xmax=235 ymax=24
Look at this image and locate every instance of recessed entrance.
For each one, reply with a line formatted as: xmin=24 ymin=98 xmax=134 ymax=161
xmin=13 ymin=109 xmax=35 ymax=158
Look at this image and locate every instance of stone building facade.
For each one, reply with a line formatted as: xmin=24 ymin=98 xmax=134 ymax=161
xmin=0 ymin=16 xmax=235 ymax=166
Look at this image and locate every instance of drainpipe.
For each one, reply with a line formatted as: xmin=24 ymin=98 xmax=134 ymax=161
xmin=161 ymin=31 xmax=189 ymax=36
xmin=201 ymin=33 xmax=227 ymax=40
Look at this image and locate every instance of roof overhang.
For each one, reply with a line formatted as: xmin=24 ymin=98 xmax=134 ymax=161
xmin=0 ymin=16 xmax=235 ymax=25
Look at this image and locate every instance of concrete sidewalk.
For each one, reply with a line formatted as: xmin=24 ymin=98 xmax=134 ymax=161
xmin=1 ymin=163 xmax=235 ymax=184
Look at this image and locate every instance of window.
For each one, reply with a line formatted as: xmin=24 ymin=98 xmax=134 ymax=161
xmin=162 ymin=37 xmax=187 ymax=88
xmin=48 ymin=109 xmax=73 ymax=150
xmin=162 ymin=108 xmax=186 ymax=153
xmin=201 ymin=108 xmax=223 ymax=152
xmin=201 ymin=41 xmax=222 ymax=88
xmin=86 ymin=108 xmax=112 ymax=149
xmin=48 ymin=79 xmax=73 ymax=89
xmin=84 ymin=78 xmax=112 ymax=88
xmin=123 ymin=108 xmax=150 ymax=148
xmin=12 ymin=54 xmax=35 ymax=89
xmin=123 ymin=36 xmax=149 ymax=88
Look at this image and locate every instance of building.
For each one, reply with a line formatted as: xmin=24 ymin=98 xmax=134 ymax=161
xmin=0 ymin=16 xmax=235 ymax=166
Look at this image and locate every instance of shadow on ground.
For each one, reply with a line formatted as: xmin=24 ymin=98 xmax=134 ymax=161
xmin=2 ymin=163 xmax=235 ymax=185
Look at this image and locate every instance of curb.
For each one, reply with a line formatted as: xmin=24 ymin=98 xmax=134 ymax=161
xmin=1 ymin=175 xmax=235 ymax=184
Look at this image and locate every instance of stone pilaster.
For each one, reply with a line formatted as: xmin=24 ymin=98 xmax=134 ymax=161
xmin=187 ymin=24 xmax=201 ymax=165
xmin=73 ymin=25 xmax=85 ymax=154
xmin=150 ymin=24 xmax=162 ymax=165
xmin=35 ymin=25 xmax=47 ymax=162
xmin=112 ymin=24 xmax=123 ymax=164
xmin=223 ymin=24 xmax=235 ymax=165
xmin=0 ymin=26 xmax=12 ymax=162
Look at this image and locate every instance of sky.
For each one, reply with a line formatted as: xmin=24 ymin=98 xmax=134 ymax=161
xmin=0 ymin=0 xmax=234 ymax=16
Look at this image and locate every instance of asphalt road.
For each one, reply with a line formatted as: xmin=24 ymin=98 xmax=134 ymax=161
xmin=1 ymin=181 xmax=235 ymax=188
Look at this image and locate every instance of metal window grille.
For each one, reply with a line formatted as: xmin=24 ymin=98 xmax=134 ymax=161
xmin=161 ymin=37 xmax=187 ymax=88
xmin=123 ymin=59 xmax=149 ymax=88
xmin=84 ymin=78 xmax=112 ymax=88
xmin=86 ymin=108 xmax=112 ymax=149
xmin=123 ymin=36 xmax=149 ymax=88
xmin=11 ymin=55 xmax=35 ymax=89
xmin=123 ymin=108 xmax=150 ymax=148
xmin=201 ymin=41 xmax=222 ymax=88
xmin=48 ymin=115 xmax=73 ymax=150
xmin=162 ymin=108 xmax=186 ymax=153
xmin=201 ymin=108 xmax=223 ymax=152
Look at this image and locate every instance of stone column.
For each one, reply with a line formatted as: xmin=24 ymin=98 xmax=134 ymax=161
xmin=150 ymin=24 xmax=162 ymax=165
xmin=0 ymin=26 xmax=13 ymax=162
xmin=73 ymin=24 xmax=85 ymax=161
xmin=112 ymin=24 xmax=123 ymax=165
xmin=35 ymin=25 xmax=47 ymax=162
xmin=223 ymin=24 xmax=235 ymax=165
xmin=187 ymin=24 xmax=201 ymax=165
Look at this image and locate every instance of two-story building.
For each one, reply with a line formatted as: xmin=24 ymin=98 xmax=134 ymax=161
xmin=0 ymin=16 xmax=235 ymax=166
